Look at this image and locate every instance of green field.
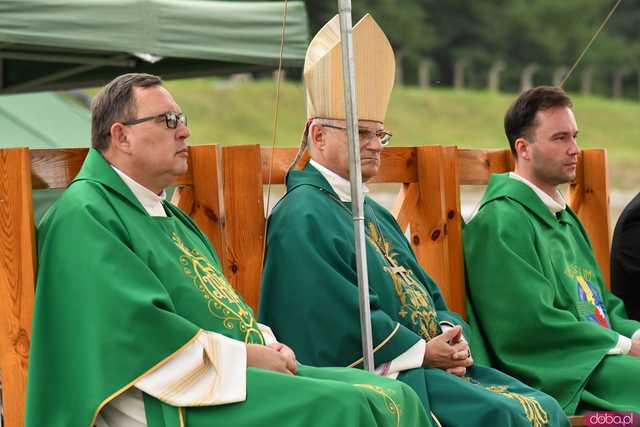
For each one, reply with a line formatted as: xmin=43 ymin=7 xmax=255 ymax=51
xmin=164 ymin=78 xmax=640 ymax=188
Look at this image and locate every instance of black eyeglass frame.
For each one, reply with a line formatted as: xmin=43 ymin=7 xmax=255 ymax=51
xmin=321 ymin=124 xmax=392 ymax=146
xmin=122 ymin=111 xmax=187 ymax=129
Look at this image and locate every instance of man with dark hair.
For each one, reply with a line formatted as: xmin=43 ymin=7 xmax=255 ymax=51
xmin=25 ymin=73 xmax=431 ymax=427
xmin=611 ymin=193 xmax=640 ymax=321
xmin=503 ymin=86 xmax=573 ymax=158
xmin=464 ymin=86 xmax=640 ymax=414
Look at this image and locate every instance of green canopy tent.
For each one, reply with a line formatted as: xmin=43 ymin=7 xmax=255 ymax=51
xmin=0 ymin=0 xmax=308 ymax=94
xmin=0 ymin=92 xmax=91 ymax=221
xmin=0 ymin=91 xmax=90 ymax=147
xmin=0 ymin=0 xmax=309 ymax=197
xmin=0 ymin=0 xmax=308 ymax=223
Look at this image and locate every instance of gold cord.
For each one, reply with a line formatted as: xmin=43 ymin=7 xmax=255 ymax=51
xmin=261 ymin=0 xmax=289 ymax=268
xmin=560 ymin=0 xmax=624 ymax=87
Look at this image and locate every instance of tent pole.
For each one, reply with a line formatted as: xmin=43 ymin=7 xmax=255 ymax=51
xmin=337 ymin=0 xmax=375 ymax=372
xmin=0 ymin=51 xmax=134 ymax=67
xmin=8 ymin=63 xmax=102 ymax=93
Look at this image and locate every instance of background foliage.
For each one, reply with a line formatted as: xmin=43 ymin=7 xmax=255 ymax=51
xmin=266 ymin=0 xmax=640 ymax=98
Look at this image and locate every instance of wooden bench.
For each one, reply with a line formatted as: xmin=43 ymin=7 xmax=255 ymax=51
xmin=1 ymin=144 xmax=606 ymax=426
xmin=220 ymin=145 xmax=610 ymax=316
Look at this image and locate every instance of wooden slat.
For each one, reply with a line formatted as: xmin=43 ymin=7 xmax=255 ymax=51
xmin=30 ymin=147 xmax=88 ymax=189
xmin=185 ymin=145 xmax=225 ymax=262
xmin=567 ymin=151 xmax=586 ymax=221
xmin=442 ymin=146 xmax=466 ymax=317
xmin=567 ymin=149 xmax=611 ymax=289
xmin=259 ymin=147 xmax=418 ymax=185
xmin=223 ymin=145 xmax=265 ymax=313
xmin=569 ymin=415 xmax=587 ymax=427
xmin=260 ymin=147 xmax=298 ymax=185
xmin=392 ymin=183 xmax=419 ymax=232
xmin=171 ymin=186 xmax=195 ymax=216
xmin=412 ymin=146 xmax=449 ymax=300
xmin=30 ymin=148 xmax=193 ymax=189
xmin=369 ymin=147 xmax=418 ymax=183
xmin=457 ymin=148 xmax=513 ymax=185
xmin=0 ymin=148 xmax=36 ymax=427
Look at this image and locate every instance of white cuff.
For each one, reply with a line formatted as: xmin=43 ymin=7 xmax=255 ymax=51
xmin=375 ymin=339 xmax=425 ymax=379
xmin=257 ymin=323 xmax=278 ymax=345
xmin=136 ymin=331 xmax=247 ymax=406
xmin=632 ymin=329 xmax=640 ymax=342
xmin=607 ymin=334 xmax=632 ymax=355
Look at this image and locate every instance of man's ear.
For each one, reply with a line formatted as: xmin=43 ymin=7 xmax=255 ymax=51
xmin=514 ymin=137 xmax=530 ymax=161
xmin=309 ymin=122 xmax=325 ymax=151
xmin=109 ymin=122 xmax=132 ymax=154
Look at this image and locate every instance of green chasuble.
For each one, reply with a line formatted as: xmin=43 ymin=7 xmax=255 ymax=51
xmin=261 ymin=164 xmax=569 ymax=427
xmin=463 ymin=173 xmax=640 ymax=415
xmin=25 ymin=149 xmax=431 ymax=427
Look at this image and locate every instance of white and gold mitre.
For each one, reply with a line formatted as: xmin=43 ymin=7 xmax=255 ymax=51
xmin=304 ymin=14 xmax=395 ymax=123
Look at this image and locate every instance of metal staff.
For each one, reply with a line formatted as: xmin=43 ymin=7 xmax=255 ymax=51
xmin=337 ymin=0 xmax=375 ymax=372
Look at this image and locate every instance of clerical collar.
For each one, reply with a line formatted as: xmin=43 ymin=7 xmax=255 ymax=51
xmin=509 ymin=172 xmax=566 ymax=214
xmin=310 ymin=159 xmax=370 ymax=202
xmin=111 ymin=165 xmax=167 ymax=217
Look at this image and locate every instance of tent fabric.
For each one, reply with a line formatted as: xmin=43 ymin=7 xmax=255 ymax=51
xmin=0 ymin=92 xmax=91 ymax=221
xmin=0 ymin=0 xmax=308 ymax=93
xmin=0 ymin=92 xmax=90 ymax=148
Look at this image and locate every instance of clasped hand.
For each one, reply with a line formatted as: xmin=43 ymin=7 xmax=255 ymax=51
xmin=247 ymin=342 xmax=298 ymax=375
xmin=423 ymin=325 xmax=474 ymax=377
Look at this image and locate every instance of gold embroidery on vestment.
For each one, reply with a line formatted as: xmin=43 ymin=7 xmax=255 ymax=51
xmin=172 ymin=232 xmax=263 ymax=344
xmin=461 ymin=377 xmax=549 ymax=427
xmin=564 ymin=264 xmax=594 ymax=282
xmin=346 ymin=323 xmax=400 ymax=368
xmin=354 ymin=383 xmax=401 ymax=427
xmin=366 ymin=222 xmax=440 ymax=340
xmin=486 ymin=386 xmax=549 ymax=427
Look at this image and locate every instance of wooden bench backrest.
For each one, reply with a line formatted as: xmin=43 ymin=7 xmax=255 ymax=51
xmin=221 ymin=145 xmax=611 ymax=317
xmin=0 ymin=145 xmax=224 ymax=427
xmin=0 ymin=144 xmax=605 ymax=427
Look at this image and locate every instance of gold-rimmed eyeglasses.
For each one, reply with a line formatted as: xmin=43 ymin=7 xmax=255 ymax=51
xmin=322 ymin=124 xmax=392 ymax=146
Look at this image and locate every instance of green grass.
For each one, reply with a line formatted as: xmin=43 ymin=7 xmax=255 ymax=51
xmin=164 ymin=78 xmax=640 ymax=188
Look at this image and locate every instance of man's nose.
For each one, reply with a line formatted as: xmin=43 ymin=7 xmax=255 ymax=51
xmin=177 ymin=123 xmax=191 ymax=140
xmin=568 ymin=136 xmax=579 ymax=155
xmin=362 ymin=136 xmax=383 ymax=152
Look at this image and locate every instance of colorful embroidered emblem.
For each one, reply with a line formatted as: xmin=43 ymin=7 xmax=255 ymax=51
xmin=366 ymin=221 xmax=441 ymax=340
xmin=576 ymin=275 xmax=610 ymax=328
xmin=171 ymin=232 xmax=264 ymax=344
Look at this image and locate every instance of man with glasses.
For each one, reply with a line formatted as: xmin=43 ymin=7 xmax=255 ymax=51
xmin=261 ymin=14 xmax=568 ymax=427
xmin=25 ymin=73 xmax=432 ymax=427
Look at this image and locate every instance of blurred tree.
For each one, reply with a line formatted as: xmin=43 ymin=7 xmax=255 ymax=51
xmin=254 ymin=0 xmax=640 ymax=97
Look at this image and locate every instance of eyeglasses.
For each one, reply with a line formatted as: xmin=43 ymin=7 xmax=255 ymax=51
xmin=322 ymin=124 xmax=392 ymax=146
xmin=122 ymin=111 xmax=187 ymax=129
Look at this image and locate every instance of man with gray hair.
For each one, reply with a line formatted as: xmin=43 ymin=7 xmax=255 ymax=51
xmin=261 ymin=14 xmax=569 ymax=427
xmin=24 ymin=73 xmax=431 ymax=427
